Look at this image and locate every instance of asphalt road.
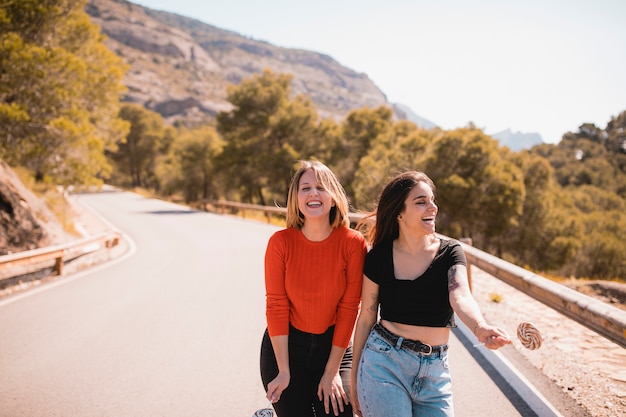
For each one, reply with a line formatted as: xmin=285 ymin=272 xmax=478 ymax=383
xmin=0 ymin=190 xmax=555 ymax=416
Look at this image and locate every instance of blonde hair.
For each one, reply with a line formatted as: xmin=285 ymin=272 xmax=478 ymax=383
xmin=285 ymin=160 xmax=350 ymax=229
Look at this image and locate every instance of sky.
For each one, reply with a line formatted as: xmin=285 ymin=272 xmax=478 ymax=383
xmin=131 ymin=0 xmax=626 ymax=143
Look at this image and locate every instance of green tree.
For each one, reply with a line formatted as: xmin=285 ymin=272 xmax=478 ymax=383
xmin=109 ymin=104 xmax=171 ymax=189
xmin=605 ymin=110 xmax=626 ymax=197
xmin=0 ymin=0 xmax=128 ymax=185
xmin=561 ymin=186 xmax=626 ymax=279
xmin=533 ymin=120 xmax=625 ymax=193
xmin=334 ymin=106 xmax=395 ymax=202
xmin=501 ymin=153 xmax=578 ymax=270
xmin=352 ymin=120 xmax=433 ymax=210
xmin=311 ymin=118 xmax=343 ymax=169
xmin=159 ymin=126 xmax=225 ymax=202
xmin=422 ymin=127 xmax=525 ymax=252
xmin=216 ymin=69 xmax=321 ymax=205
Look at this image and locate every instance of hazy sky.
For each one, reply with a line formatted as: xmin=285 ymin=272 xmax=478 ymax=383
xmin=131 ymin=0 xmax=625 ymax=143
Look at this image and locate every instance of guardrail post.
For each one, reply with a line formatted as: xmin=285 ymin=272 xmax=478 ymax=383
xmin=460 ymin=237 xmax=473 ymax=292
xmin=54 ymin=256 xmax=64 ymax=276
xmin=0 ymin=232 xmax=122 ymax=283
xmin=105 ymin=235 xmax=120 ymax=248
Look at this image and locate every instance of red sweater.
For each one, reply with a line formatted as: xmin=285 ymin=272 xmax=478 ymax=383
xmin=264 ymin=226 xmax=367 ymax=348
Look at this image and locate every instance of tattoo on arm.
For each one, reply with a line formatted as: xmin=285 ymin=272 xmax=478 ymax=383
xmin=366 ymin=292 xmax=379 ymax=313
xmin=448 ymin=265 xmax=461 ymax=291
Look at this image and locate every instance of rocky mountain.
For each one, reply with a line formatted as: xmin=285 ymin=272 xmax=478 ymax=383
xmin=86 ymin=0 xmax=544 ymax=149
xmin=490 ymin=129 xmax=544 ymax=151
xmin=85 ymin=0 xmax=405 ymax=124
xmin=0 ymin=0 xmax=533 ymax=257
xmin=392 ymin=103 xmax=438 ymax=129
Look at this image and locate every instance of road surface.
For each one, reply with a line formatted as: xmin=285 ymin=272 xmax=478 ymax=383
xmin=0 ymin=190 xmax=564 ymax=416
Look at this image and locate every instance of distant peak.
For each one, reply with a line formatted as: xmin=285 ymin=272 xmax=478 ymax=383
xmin=490 ymin=129 xmax=544 ymax=151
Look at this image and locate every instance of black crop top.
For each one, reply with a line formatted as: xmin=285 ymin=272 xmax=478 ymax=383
xmin=363 ymin=238 xmax=466 ymax=328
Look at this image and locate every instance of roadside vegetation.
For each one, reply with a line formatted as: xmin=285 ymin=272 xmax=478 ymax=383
xmin=1 ymin=0 xmax=625 ymax=282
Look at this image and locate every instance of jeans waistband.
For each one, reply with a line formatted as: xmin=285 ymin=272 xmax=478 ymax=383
xmin=373 ymin=322 xmax=448 ymax=356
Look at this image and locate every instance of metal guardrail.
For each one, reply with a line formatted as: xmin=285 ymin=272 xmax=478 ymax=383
xmin=0 ymin=232 xmax=122 ymax=281
xmin=206 ymin=200 xmax=626 ymax=348
xmin=205 ymin=200 xmax=288 ymax=223
xmin=4 ymin=198 xmax=625 ymax=348
xmin=204 ymin=199 xmax=367 ymax=225
xmin=459 ymin=243 xmax=626 ymax=349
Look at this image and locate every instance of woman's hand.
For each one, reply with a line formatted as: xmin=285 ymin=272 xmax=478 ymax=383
xmin=266 ymin=371 xmax=290 ymax=403
xmin=317 ymin=372 xmax=349 ymax=416
xmin=475 ymin=322 xmax=512 ymax=349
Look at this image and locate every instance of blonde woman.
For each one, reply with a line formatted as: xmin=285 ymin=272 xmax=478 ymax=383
xmin=260 ymin=160 xmax=367 ymax=417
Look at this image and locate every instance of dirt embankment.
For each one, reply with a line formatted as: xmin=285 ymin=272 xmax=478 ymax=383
xmin=562 ymin=280 xmax=626 ymax=312
xmin=0 ymin=160 xmax=74 ymax=255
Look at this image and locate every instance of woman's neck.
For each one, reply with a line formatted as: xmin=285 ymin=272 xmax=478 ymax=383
xmin=301 ymin=219 xmax=333 ymax=242
xmin=395 ymin=230 xmax=437 ymax=255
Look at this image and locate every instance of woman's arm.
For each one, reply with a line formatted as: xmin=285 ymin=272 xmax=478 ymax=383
xmin=448 ymin=264 xmax=511 ymax=349
xmin=318 ymin=345 xmax=349 ymax=416
xmin=266 ymin=335 xmax=290 ymax=403
xmin=333 ymin=234 xmax=367 ymax=348
xmin=350 ymin=276 xmax=379 ymax=417
xmin=319 ymin=234 xmax=367 ymax=416
xmin=264 ymin=234 xmax=291 ymax=402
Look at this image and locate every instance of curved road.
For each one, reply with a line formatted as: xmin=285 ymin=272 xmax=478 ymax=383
xmin=0 ymin=190 xmax=563 ymax=416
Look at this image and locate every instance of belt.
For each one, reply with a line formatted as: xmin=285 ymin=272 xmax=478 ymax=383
xmin=373 ymin=322 xmax=448 ymax=356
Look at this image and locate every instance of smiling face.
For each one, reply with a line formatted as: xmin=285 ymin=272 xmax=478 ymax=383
xmin=399 ymin=181 xmax=438 ymax=234
xmin=297 ymin=168 xmax=335 ymax=222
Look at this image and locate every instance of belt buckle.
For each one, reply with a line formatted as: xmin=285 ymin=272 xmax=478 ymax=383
xmin=421 ymin=343 xmax=433 ymax=356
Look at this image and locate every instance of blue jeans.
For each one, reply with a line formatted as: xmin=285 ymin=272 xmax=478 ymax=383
xmin=357 ymin=324 xmax=454 ymax=417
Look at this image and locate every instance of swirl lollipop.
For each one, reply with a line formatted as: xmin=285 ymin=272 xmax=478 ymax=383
xmin=252 ymin=403 xmax=275 ymax=417
xmin=517 ymin=321 xmax=543 ymax=350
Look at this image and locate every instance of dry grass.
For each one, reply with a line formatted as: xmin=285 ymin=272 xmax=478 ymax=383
xmin=12 ymin=168 xmax=79 ymax=236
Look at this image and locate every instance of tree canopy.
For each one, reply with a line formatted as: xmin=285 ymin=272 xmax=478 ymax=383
xmin=3 ymin=15 xmax=626 ymax=283
xmin=0 ymin=0 xmax=128 ymax=185
xmin=216 ymin=69 xmax=322 ymax=205
xmin=108 ymin=103 xmax=173 ymax=189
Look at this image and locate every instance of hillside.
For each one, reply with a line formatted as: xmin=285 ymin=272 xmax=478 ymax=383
xmin=0 ymin=161 xmax=72 ymax=256
xmin=85 ymin=0 xmax=419 ymax=125
xmin=85 ymin=0 xmax=562 ymax=148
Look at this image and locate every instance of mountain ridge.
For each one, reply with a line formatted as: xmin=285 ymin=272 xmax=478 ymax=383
xmin=490 ymin=129 xmax=543 ymax=151
xmin=86 ymin=0 xmax=541 ymax=149
xmin=86 ymin=0 xmax=397 ymax=124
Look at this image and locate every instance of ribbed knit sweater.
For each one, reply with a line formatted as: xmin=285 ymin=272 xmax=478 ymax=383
xmin=264 ymin=226 xmax=367 ymax=348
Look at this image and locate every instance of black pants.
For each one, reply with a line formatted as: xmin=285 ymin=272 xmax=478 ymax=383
xmin=260 ymin=325 xmax=354 ymax=417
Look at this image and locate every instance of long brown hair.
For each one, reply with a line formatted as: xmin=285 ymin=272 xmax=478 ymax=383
xmin=285 ymin=160 xmax=350 ymax=229
xmin=361 ymin=171 xmax=435 ymax=247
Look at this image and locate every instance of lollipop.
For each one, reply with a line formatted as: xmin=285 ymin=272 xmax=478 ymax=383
xmin=516 ymin=321 xmax=543 ymax=350
xmin=252 ymin=404 xmax=274 ymax=417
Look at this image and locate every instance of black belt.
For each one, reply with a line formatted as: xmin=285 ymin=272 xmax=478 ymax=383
xmin=373 ymin=322 xmax=448 ymax=356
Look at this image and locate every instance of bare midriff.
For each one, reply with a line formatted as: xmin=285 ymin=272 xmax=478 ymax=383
xmin=381 ymin=319 xmax=450 ymax=346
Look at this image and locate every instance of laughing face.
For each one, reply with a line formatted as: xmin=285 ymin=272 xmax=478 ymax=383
xmin=399 ymin=181 xmax=438 ymax=234
xmin=297 ymin=169 xmax=335 ymax=221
